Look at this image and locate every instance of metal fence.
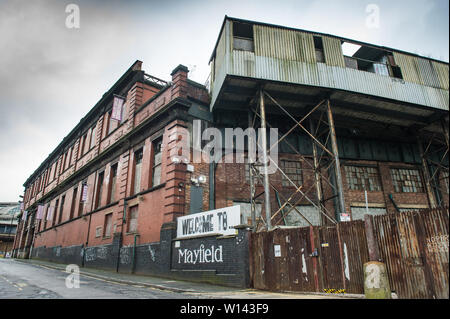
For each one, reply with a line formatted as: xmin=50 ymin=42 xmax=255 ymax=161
xmin=250 ymin=207 xmax=449 ymax=298
xmin=372 ymin=207 xmax=449 ymax=299
xmin=250 ymin=220 xmax=368 ymax=294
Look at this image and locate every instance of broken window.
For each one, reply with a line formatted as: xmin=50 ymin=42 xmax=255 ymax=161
xmin=280 ymin=160 xmax=303 ymax=187
xmin=314 ymin=36 xmax=325 ymax=63
xmin=152 ymin=138 xmax=163 ymax=187
xmin=104 ymin=213 xmax=112 ymax=237
xmin=387 ymin=53 xmax=403 ymax=79
xmin=233 ymin=22 xmax=254 ymax=52
xmin=128 ymin=205 xmax=138 ymax=233
xmin=344 ymin=165 xmax=382 ymax=191
xmin=133 ymin=148 xmax=143 ymax=194
xmin=390 ymin=168 xmax=425 ymax=193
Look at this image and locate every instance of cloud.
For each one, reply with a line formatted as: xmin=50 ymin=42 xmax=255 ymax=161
xmin=0 ymin=0 xmax=448 ymax=201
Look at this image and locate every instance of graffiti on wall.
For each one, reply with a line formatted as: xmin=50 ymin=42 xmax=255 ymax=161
xmin=120 ymin=246 xmax=130 ymax=264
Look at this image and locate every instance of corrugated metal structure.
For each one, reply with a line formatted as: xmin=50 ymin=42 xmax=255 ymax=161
xmin=250 ymin=221 xmax=369 ymax=294
xmin=372 ymin=207 xmax=449 ymax=299
xmin=250 ymin=208 xmax=448 ymax=298
xmin=210 ymin=17 xmax=449 ymax=115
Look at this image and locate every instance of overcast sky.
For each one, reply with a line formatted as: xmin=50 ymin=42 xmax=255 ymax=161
xmin=0 ymin=0 xmax=448 ymax=202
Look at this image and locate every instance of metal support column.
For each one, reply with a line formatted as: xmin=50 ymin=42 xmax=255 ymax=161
xmin=326 ymin=100 xmax=346 ymax=215
xmin=248 ymin=110 xmax=256 ymax=230
xmin=259 ymin=88 xmax=272 ymax=230
xmin=417 ymin=136 xmax=437 ymax=208
xmin=309 ymin=118 xmax=325 ymax=225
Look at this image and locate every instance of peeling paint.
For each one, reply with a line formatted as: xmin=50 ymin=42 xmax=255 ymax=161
xmin=343 ymin=243 xmax=350 ymax=281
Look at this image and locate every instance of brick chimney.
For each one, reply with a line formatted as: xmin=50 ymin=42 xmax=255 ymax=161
xmin=170 ymin=64 xmax=189 ymax=99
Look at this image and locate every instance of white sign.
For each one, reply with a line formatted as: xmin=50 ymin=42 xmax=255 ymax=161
xmin=81 ymin=184 xmax=89 ymax=202
xmin=340 ymin=213 xmax=351 ymax=222
xmin=274 ymin=245 xmax=281 ymax=257
xmin=176 ymin=205 xmax=241 ymax=239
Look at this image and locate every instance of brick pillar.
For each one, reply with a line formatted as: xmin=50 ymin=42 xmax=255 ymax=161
xmin=163 ymin=121 xmax=189 ymax=223
xmin=125 ymin=82 xmax=145 ymax=134
xmin=93 ymin=116 xmax=103 ymax=157
xmin=116 ymin=151 xmax=131 ymax=234
xmin=170 ymin=64 xmax=189 ymax=100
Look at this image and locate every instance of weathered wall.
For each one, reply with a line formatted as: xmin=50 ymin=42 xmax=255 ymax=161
xmin=31 ymin=222 xmax=251 ymax=288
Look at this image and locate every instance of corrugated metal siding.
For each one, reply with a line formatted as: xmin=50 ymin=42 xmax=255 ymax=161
xmin=322 ymin=36 xmax=346 ymax=68
xmin=394 ymin=52 xmax=447 ymax=91
xmin=211 ymin=21 xmax=449 ymax=111
xmin=393 ymin=52 xmax=422 ymax=85
xmin=432 ymin=61 xmax=449 ymax=90
xmin=214 ymin=24 xmax=227 ymax=85
xmin=416 ymin=58 xmax=441 ymax=88
xmin=373 ymin=207 xmax=449 ymax=299
xmin=254 ymin=25 xmax=315 ymax=63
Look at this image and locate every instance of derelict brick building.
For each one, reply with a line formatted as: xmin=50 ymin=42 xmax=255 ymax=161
xmin=13 ymin=16 xmax=449 ymax=288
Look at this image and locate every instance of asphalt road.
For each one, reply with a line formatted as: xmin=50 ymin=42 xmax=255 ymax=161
xmin=0 ymin=258 xmax=196 ymax=299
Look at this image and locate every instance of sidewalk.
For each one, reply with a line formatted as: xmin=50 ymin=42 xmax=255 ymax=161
xmin=14 ymin=258 xmax=365 ymax=299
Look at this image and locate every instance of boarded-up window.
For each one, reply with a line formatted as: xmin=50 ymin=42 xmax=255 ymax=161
xmin=350 ymin=206 xmax=387 ymax=221
xmin=95 ymin=171 xmax=104 ymax=209
xmin=133 ymin=149 xmax=143 ymax=194
xmin=391 ymin=168 xmax=425 ymax=193
xmin=58 ymin=196 xmax=65 ymax=224
xmin=344 ymin=165 xmax=382 ymax=191
xmin=233 ymin=201 xmax=263 ymax=225
xmin=108 ymin=163 xmax=118 ymax=204
xmin=128 ymin=206 xmax=138 ymax=233
xmin=152 ymin=138 xmax=163 ymax=187
xmin=104 ymin=213 xmax=112 ymax=237
xmin=89 ymin=125 xmax=96 ymax=150
xmin=285 ymin=205 xmax=321 ymax=227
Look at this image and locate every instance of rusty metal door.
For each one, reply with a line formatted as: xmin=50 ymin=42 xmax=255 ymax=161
xmin=250 ymin=227 xmax=318 ymax=292
xmin=250 ymin=222 xmax=368 ymax=294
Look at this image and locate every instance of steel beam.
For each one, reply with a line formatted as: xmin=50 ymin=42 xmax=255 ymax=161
xmin=259 ymin=88 xmax=272 ymax=230
xmin=417 ymin=136 xmax=437 ymax=208
xmin=310 ymin=118 xmax=325 ymax=226
xmin=326 ymin=100 xmax=346 ymax=215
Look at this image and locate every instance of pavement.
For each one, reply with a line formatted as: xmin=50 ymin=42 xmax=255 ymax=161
xmin=10 ymin=258 xmax=365 ymax=299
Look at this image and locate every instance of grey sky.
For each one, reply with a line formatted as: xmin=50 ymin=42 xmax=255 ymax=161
xmin=0 ymin=0 xmax=448 ymax=201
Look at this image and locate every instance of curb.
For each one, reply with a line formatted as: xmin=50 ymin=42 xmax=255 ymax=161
xmin=14 ymin=259 xmax=196 ymax=294
xmin=13 ymin=259 xmax=364 ymax=299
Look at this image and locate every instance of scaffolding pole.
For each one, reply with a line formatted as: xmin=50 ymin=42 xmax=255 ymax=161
xmin=326 ymin=101 xmax=346 ymax=215
xmin=259 ymin=88 xmax=272 ymax=230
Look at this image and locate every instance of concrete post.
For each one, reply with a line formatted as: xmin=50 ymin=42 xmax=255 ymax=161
xmin=363 ymin=261 xmax=391 ymax=299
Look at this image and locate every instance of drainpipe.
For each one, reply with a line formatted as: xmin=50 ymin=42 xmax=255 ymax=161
xmin=209 ymin=162 xmax=216 ymax=210
xmin=388 ymin=194 xmax=400 ymax=213
xmin=131 ymin=234 xmax=140 ymax=274
xmin=116 ymin=198 xmax=127 ymax=273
